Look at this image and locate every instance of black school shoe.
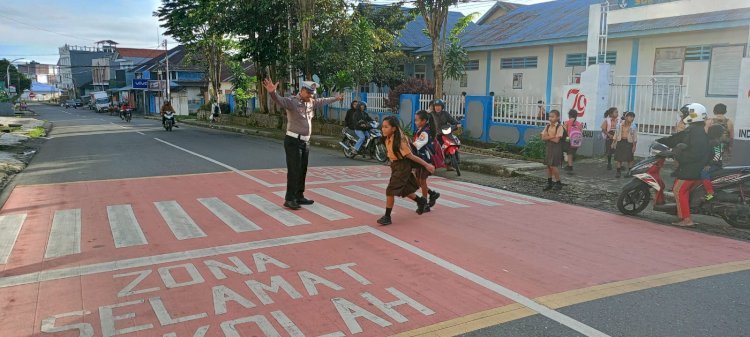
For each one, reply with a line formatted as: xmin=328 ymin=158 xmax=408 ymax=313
xmin=283 ymin=200 xmax=301 ymax=210
xmin=377 ymin=215 xmax=392 ymax=225
xmin=416 ymin=196 xmax=427 ymax=215
xmin=297 ymin=197 xmax=314 ymax=205
xmin=428 ymin=190 xmax=440 ymax=207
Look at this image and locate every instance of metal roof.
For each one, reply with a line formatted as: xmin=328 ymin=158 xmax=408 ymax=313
xmin=397 ymin=11 xmax=476 ymax=50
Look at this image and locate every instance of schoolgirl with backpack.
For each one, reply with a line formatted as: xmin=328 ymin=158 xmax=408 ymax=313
xmin=563 ymin=109 xmax=583 ymax=172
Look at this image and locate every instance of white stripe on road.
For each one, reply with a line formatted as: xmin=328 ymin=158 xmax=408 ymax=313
xmin=153 ymin=138 xmax=274 ymax=187
xmin=106 ymin=205 xmax=148 ymax=248
xmin=343 ymin=185 xmax=414 ymax=210
xmin=0 ymin=226 xmax=371 ymax=289
xmin=198 ymin=197 xmax=262 ymax=232
xmin=0 ymin=214 xmax=27 ymax=264
xmin=272 ymin=191 xmax=351 ymax=221
xmin=365 ymin=227 xmax=611 ymax=337
xmin=449 ymin=180 xmax=555 ymax=204
xmin=154 ymin=201 xmax=207 ymax=240
xmin=374 ymin=183 xmax=499 ymax=206
xmin=45 ymin=209 xmax=81 ymax=259
xmin=308 ymin=188 xmax=383 ymax=215
xmin=431 ymin=181 xmax=533 ymax=205
xmin=367 ymin=184 xmax=469 ymax=208
xmin=238 ymin=194 xmax=310 ymax=226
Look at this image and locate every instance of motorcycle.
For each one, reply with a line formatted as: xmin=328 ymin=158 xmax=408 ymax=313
xmin=121 ymin=107 xmax=133 ymax=123
xmin=339 ymin=120 xmax=387 ymax=163
xmin=163 ymin=112 xmax=175 ymax=131
xmin=440 ymin=123 xmax=462 ymax=176
xmin=617 ymin=142 xmax=750 ymax=229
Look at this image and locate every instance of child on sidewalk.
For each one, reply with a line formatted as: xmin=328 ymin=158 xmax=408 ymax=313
xmin=611 ymin=111 xmax=638 ymax=178
xmin=542 ymin=110 xmax=564 ymax=191
xmin=413 ymin=110 xmax=440 ymax=211
xmin=563 ymin=109 xmax=583 ymax=172
xmin=377 ymin=116 xmax=435 ymax=225
xmin=601 ymin=107 xmax=619 ymax=170
xmin=702 ymin=124 xmax=728 ymax=201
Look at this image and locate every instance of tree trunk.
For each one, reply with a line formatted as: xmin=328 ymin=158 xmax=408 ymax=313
xmin=432 ymin=37 xmax=444 ymax=100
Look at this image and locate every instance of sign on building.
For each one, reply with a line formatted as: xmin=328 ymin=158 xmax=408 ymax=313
xmin=133 ymin=79 xmax=148 ymax=89
xmin=148 ymin=80 xmax=166 ymax=91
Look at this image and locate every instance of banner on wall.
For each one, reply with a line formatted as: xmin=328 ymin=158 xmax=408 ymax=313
xmin=736 ymin=58 xmax=750 ymax=141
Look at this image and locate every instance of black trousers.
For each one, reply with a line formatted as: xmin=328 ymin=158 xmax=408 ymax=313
xmin=284 ymin=135 xmax=310 ymax=201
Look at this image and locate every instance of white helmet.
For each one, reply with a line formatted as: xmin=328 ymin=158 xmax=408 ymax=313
xmin=681 ymin=103 xmax=707 ymax=124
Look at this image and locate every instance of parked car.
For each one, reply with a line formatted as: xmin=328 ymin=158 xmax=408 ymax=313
xmin=74 ymin=99 xmax=83 ymax=107
xmin=64 ymin=99 xmax=78 ymax=109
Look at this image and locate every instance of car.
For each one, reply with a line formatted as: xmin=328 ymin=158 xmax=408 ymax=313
xmin=64 ymin=99 xmax=78 ymax=109
xmin=74 ymin=99 xmax=83 ymax=107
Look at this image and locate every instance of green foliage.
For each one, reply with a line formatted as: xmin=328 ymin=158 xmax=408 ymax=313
xmin=521 ymin=136 xmax=546 ymax=159
xmin=0 ymin=59 xmax=32 ymax=94
xmin=27 ymin=127 xmax=46 ymax=138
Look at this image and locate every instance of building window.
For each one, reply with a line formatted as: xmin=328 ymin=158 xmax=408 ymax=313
xmin=685 ymin=45 xmax=712 ymax=61
xmin=460 ymin=74 xmax=468 ymax=87
xmin=707 ymin=45 xmax=744 ymax=97
xmin=464 ymin=60 xmax=480 ymax=71
xmin=589 ymin=51 xmax=617 ymax=65
xmin=565 ymin=53 xmax=587 ymax=67
xmin=500 ymin=57 xmax=537 ymax=69
xmin=414 ymin=64 xmax=426 ymax=79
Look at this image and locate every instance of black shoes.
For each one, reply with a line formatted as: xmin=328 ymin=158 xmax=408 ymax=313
xmin=416 ymin=196 xmax=427 ymax=215
xmin=543 ymin=178 xmax=553 ymax=191
xmin=428 ymin=190 xmax=440 ymax=207
xmin=283 ymin=200 xmax=301 ymax=210
xmin=552 ymin=181 xmax=562 ymax=191
xmin=377 ymin=215 xmax=392 ymax=225
xmin=296 ymin=197 xmax=314 ymax=205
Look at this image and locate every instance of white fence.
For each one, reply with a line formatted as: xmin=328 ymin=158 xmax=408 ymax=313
xmin=418 ymin=94 xmax=466 ymax=119
xmin=609 ymin=76 xmax=688 ymax=136
xmin=492 ymin=96 xmax=561 ymax=126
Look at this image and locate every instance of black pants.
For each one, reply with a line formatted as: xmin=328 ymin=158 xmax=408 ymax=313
xmin=284 ymin=135 xmax=310 ymax=201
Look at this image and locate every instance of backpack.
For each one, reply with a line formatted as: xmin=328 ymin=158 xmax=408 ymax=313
xmin=567 ymin=120 xmax=583 ymax=148
xmin=711 ymin=117 xmax=731 ymax=144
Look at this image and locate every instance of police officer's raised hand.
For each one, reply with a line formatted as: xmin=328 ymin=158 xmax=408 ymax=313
xmin=335 ymin=92 xmax=344 ymax=101
xmin=262 ymin=78 xmax=278 ymax=93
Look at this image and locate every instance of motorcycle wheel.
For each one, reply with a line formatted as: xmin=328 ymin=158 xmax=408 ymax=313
xmin=343 ymin=143 xmax=355 ymax=158
xmin=722 ymin=213 xmax=750 ymax=229
xmin=375 ymin=143 xmax=387 ymax=163
xmin=616 ymin=180 xmax=651 ymax=215
xmin=453 ymin=152 xmax=461 ymax=176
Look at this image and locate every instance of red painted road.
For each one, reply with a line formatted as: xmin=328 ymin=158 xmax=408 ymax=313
xmin=2 ymin=165 xmax=750 ymax=336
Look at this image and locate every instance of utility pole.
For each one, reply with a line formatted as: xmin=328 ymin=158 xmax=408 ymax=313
xmin=163 ymin=39 xmax=171 ymax=101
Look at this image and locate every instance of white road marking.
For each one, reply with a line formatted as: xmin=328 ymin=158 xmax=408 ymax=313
xmin=374 ymin=183 xmax=499 ymax=206
xmin=343 ymin=185 xmax=414 ymax=210
xmin=107 ymin=205 xmax=148 ymax=248
xmin=448 ymin=180 xmax=555 ymax=203
xmin=366 ymin=184 xmax=469 ymax=208
xmin=0 ymin=214 xmax=27 ymax=264
xmin=272 ymin=191 xmax=351 ymax=221
xmin=154 ymin=201 xmax=207 ymax=240
xmin=0 ymin=226 xmax=370 ymax=288
xmin=431 ymin=181 xmax=533 ymax=205
xmin=45 ymin=209 xmax=81 ymax=258
xmin=308 ymin=188 xmax=383 ymax=215
xmin=238 ymin=194 xmax=309 ymax=226
xmin=198 ymin=197 xmax=262 ymax=232
xmin=365 ymin=227 xmax=611 ymax=337
xmin=136 ymin=131 xmax=145 ymax=135
xmin=154 ymin=138 xmax=274 ymax=187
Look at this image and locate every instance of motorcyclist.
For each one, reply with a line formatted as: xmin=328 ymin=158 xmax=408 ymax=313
xmin=657 ymin=103 xmax=711 ymax=227
xmin=160 ymin=101 xmax=179 ymax=128
xmin=345 ymin=101 xmax=373 ymax=154
xmin=119 ymin=101 xmax=130 ymax=120
xmin=343 ymin=99 xmax=359 ymax=131
xmin=430 ymin=99 xmax=461 ymax=170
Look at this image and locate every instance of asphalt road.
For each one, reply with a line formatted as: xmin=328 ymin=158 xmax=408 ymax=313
xmin=2 ymin=104 xmax=749 ymax=337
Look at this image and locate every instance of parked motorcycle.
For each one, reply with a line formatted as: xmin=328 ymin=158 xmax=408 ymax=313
xmin=440 ymin=123 xmax=462 ymax=176
xmin=339 ymin=120 xmax=387 ymax=162
xmin=163 ymin=112 xmax=175 ymax=131
xmin=617 ymin=142 xmax=750 ymax=229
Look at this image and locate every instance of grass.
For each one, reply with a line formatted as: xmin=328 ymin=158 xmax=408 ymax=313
xmin=27 ymin=127 xmax=46 ymax=138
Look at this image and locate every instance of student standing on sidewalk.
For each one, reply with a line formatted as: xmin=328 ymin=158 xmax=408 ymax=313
xmin=263 ymin=78 xmax=343 ymax=210
xmin=600 ymin=107 xmax=619 ymax=170
xmin=377 ymin=116 xmax=434 ymax=225
xmin=563 ymin=109 xmax=583 ymax=172
xmin=611 ymin=112 xmax=638 ymax=178
xmin=542 ymin=110 xmax=564 ymax=191
xmin=413 ymin=110 xmax=440 ymax=211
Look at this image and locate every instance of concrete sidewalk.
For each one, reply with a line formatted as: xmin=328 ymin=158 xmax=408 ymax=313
xmin=165 ymin=117 xmax=667 ymax=196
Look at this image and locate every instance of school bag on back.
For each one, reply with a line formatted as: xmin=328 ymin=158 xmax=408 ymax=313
xmin=567 ymin=120 xmax=583 ymax=148
xmin=711 ymin=117 xmax=731 ymax=144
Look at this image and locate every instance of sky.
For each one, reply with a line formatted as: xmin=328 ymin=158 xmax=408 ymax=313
xmin=0 ymin=0 xmax=548 ymax=67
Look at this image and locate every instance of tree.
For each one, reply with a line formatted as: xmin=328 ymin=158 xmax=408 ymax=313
xmin=443 ymin=13 xmax=476 ymax=94
xmin=154 ymin=0 xmax=233 ymax=105
xmin=413 ymin=0 xmax=462 ymax=99
xmin=0 ymin=59 xmax=32 ymax=96
xmin=358 ymin=2 xmax=414 ymax=90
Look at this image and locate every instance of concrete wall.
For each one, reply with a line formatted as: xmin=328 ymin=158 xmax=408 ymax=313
xmin=609 ymin=0 xmax=750 ymax=24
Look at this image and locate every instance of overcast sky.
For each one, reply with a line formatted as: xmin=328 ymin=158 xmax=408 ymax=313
xmin=1 ymin=0 xmax=549 ymax=67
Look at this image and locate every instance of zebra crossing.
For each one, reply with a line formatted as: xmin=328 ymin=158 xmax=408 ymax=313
xmin=0 ymin=180 xmax=550 ymax=264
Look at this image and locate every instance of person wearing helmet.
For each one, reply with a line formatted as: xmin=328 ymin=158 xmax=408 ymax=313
xmin=429 ymin=99 xmax=461 ymax=132
xmin=345 ymin=101 xmax=373 ymax=154
xmin=657 ymin=103 xmax=711 ymax=227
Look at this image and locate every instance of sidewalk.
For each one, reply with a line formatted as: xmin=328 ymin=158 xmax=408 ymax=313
xmin=167 ymin=117 xmax=662 ymax=196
